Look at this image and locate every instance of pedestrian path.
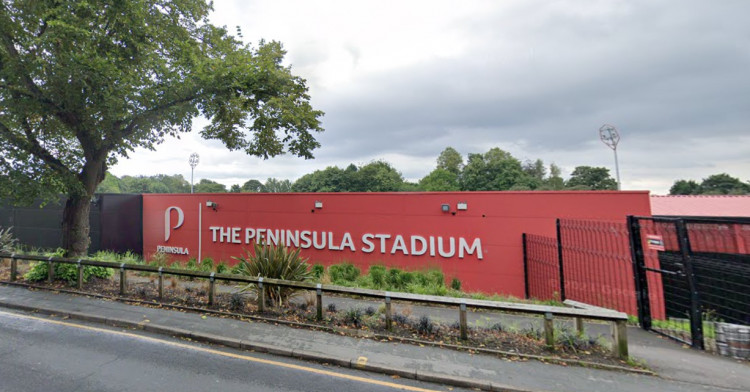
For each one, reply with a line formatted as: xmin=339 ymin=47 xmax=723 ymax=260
xmin=0 ymin=284 xmax=747 ymax=392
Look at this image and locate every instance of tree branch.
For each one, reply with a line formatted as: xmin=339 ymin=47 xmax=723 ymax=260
xmin=0 ymin=118 xmax=77 ymax=183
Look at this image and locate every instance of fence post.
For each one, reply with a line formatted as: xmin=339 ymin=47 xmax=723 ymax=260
xmin=575 ymin=318 xmax=584 ymax=336
xmin=556 ymin=219 xmax=566 ymax=301
xmin=47 ymin=256 xmax=54 ymax=283
xmin=10 ymin=254 xmax=17 ymax=282
xmin=544 ymin=312 xmax=555 ymax=349
xmin=76 ymin=259 xmax=83 ymax=290
xmin=316 ymin=283 xmax=323 ymax=320
xmin=208 ymin=272 xmax=215 ymax=305
xmin=522 ymin=233 xmax=530 ymax=299
xmin=627 ymin=215 xmax=651 ymax=330
xmin=459 ymin=300 xmax=468 ymax=341
xmin=675 ymin=219 xmax=704 ymax=350
xmin=257 ymin=277 xmax=265 ymax=313
xmin=158 ymin=267 xmax=164 ymax=300
xmin=119 ymin=263 xmax=127 ymax=295
xmin=613 ymin=320 xmax=629 ymax=359
xmin=385 ymin=293 xmax=392 ymax=331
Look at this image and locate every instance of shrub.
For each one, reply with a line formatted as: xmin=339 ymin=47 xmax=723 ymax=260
xmin=450 ymin=277 xmax=462 ymax=291
xmin=200 ymin=258 xmax=214 ymax=272
xmin=229 ymin=293 xmax=245 ymax=312
xmin=327 ymin=303 xmax=337 ymax=313
xmin=416 ymin=315 xmax=435 ymax=335
xmin=232 ymin=243 xmax=312 ymax=306
xmin=365 ymin=306 xmax=376 ymax=316
xmin=24 ymin=260 xmax=113 ymax=284
xmin=328 ymin=263 xmax=360 ymax=285
xmin=185 ymin=257 xmax=198 ymax=271
xmin=215 ymin=262 xmax=228 ymax=274
xmin=1 ymin=227 xmax=19 ymax=253
xmin=311 ymin=264 xmax=325 ymax=278
xmin=344 ymin=308 xmax=363 ymax=327
xmin=369 ymin=265 xmax=386 ymax=288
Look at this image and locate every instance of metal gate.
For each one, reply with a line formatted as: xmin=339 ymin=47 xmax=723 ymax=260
xmin=628 ymin=216 xmax=750 ymax=351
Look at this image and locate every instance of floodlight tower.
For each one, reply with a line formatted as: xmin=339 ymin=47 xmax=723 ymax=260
xmin=189 ymin=153 xmax=200 ymax=193
xmin=599 ymin=124 xmax=621 ymax=190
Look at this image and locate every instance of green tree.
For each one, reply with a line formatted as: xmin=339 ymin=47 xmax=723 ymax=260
xmin=153 ymin=174 xmax=190 ymax=193
xmin=263 ymin=178 xmax=292 ymax=192
xmin=543 ymin=163 xmax=565 ymax=190
xmin=459 ymin=148 xmax=528 ymax=191
xmin=119 ymin=175 xmax=169 ymax=193
xmin=565 ymin=166 xmax=617 ymax=190
xmin=436 ymin=147 xmax=463 ymax=176
xmin=292 ymin=166 xmax=351 ymax=192
xmin=669 ymin=179 xmax=701 ymax=195
xmin=241 ymin=179 xmax=266 ymax=193
xmin=229 ymin=184 xmax=241 ymax=193
xmin=699 ymin=173 xmax=749 ymax=195
xmin=419 ymin=168 xmax=460 ymax=191
xmin=96 ymin=173 xmax=122 ymax=193
xmin=351 ymin=161 xmax=403 ymax=192
xmin=194 ymin=179 xmax=227 ymax=193
xmin=0 ymin=1 xmax=323 ymax=256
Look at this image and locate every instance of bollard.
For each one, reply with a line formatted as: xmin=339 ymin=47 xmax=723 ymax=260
xmin=10 ymin=254 xmax=17 ymax=282
xmin=119 ymin=263 xmax=127 ymax=295
xmin=47 ymin=256 xmax=54 ymax=283
xmin=316 ymin=283 xmax=323 ymax=320
xmin=576 ymin=317 xmax=584 ymax=336
xmin=257 ymin=277 xmax=265 ymax=313
xmin=613 ymin=320 xmax=629 ymax=359
xmin=385 ymin=293 xmax=392 ymax=331
xmin=459 ymin=301 xmax=468 ymax=341
xmin=76 ymin=259 xmax=83 ymax=290
xmin=158 ymin=267 xmax=164 ymax=300
xmin=544 ymin=312 xmax=555 ymax=349
xmin=208 ymin=272 xmax=215 ymax=305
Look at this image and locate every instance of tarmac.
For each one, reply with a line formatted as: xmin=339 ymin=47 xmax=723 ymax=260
xmin=0 ymin=283 xmax=748 ymax=392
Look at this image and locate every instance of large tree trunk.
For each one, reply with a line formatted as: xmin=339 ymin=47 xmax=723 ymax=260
xmin=61 ymin=152 xmax=107 ymax=258
xmin=61 ymin=194 xmax=92 ymax=257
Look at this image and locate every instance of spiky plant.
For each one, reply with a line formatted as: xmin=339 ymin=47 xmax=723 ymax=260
xmin=232 ymin=243 xmax=312 ymax=307
xmin=0 ymin=226 xmax=18 ymax=253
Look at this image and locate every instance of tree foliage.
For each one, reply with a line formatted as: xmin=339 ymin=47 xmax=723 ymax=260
xmin=0 ymin=0 xmax=323 ymax=255
xmin=194 ymin=178 xmax=227 ymax=193
xmin=436 ymin=147 xmax=463 ymax=176
xmin=565 ymin=166 xmax=618 ymax=190
xmin=670 ymin=174 xmax=749 ymax=195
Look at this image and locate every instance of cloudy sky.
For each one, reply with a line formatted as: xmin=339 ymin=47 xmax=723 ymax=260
xmin=110 ymin=0 xmax=750 ymax=194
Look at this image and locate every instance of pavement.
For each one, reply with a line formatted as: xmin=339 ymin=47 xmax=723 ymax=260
xmin=0 ymin=283 xmax=748 ymax=392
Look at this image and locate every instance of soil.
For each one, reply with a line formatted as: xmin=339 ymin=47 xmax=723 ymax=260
xmin=0 ymin=263 xmax=642 ymax=370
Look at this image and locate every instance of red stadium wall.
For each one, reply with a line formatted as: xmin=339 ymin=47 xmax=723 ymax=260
xmin=142 ymin=191 xmax=651 ymax=296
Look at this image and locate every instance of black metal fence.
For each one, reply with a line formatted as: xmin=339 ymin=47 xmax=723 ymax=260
xmin=629 ymin=216 xmax=750 ymax=354
xmin=525 ymin=216 xmax=750 ymax=357
xmin=0 ymin=194 xmax=143 ymax=255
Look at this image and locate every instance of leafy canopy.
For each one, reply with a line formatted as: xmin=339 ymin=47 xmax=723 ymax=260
xmin=0 ymin=0 xmax=323 ymax=203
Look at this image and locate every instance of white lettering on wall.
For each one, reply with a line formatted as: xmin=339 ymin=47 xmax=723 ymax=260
xmin=204 ymin=226 xmax=483 ymax=260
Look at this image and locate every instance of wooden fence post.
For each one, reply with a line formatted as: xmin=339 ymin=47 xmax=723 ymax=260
xmin=119 ymin=263 xmax=127 ymax=295
xmin=10 ymin=254 xmax=17 ymax=282
xmin=47 ymin=256 xmax=54 ymax=283
xmin=544 ymin=312 xmax=555 ymax=349
xmin=208 ymin=272 xmax=215 ymax=305
xmin=257 ymin=277 xmax=265 ymax=313
xmin=316 ymin=283 xmax=323 ymax=320
xmin=385 ymin=293 xmax=392 ymax=331
xmin=613 ymin=320 xmax=629 ymax=359
xmin=459 ymin=301 xmax=468 ymax=341
xmin=576 ymin=318 xmax=584 ymax=336
xmin=158 ymin=267 xmax=164 ymax=300
xmin=76 ymin=259 xmax=83 ymax=290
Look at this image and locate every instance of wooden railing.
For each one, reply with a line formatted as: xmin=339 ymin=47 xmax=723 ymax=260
xmin=0 ymin=252 xmax=629 ymax=358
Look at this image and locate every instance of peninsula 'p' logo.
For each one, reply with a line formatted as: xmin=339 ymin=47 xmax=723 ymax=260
xmin=164 ymin=206 xmax=184 ymax=242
